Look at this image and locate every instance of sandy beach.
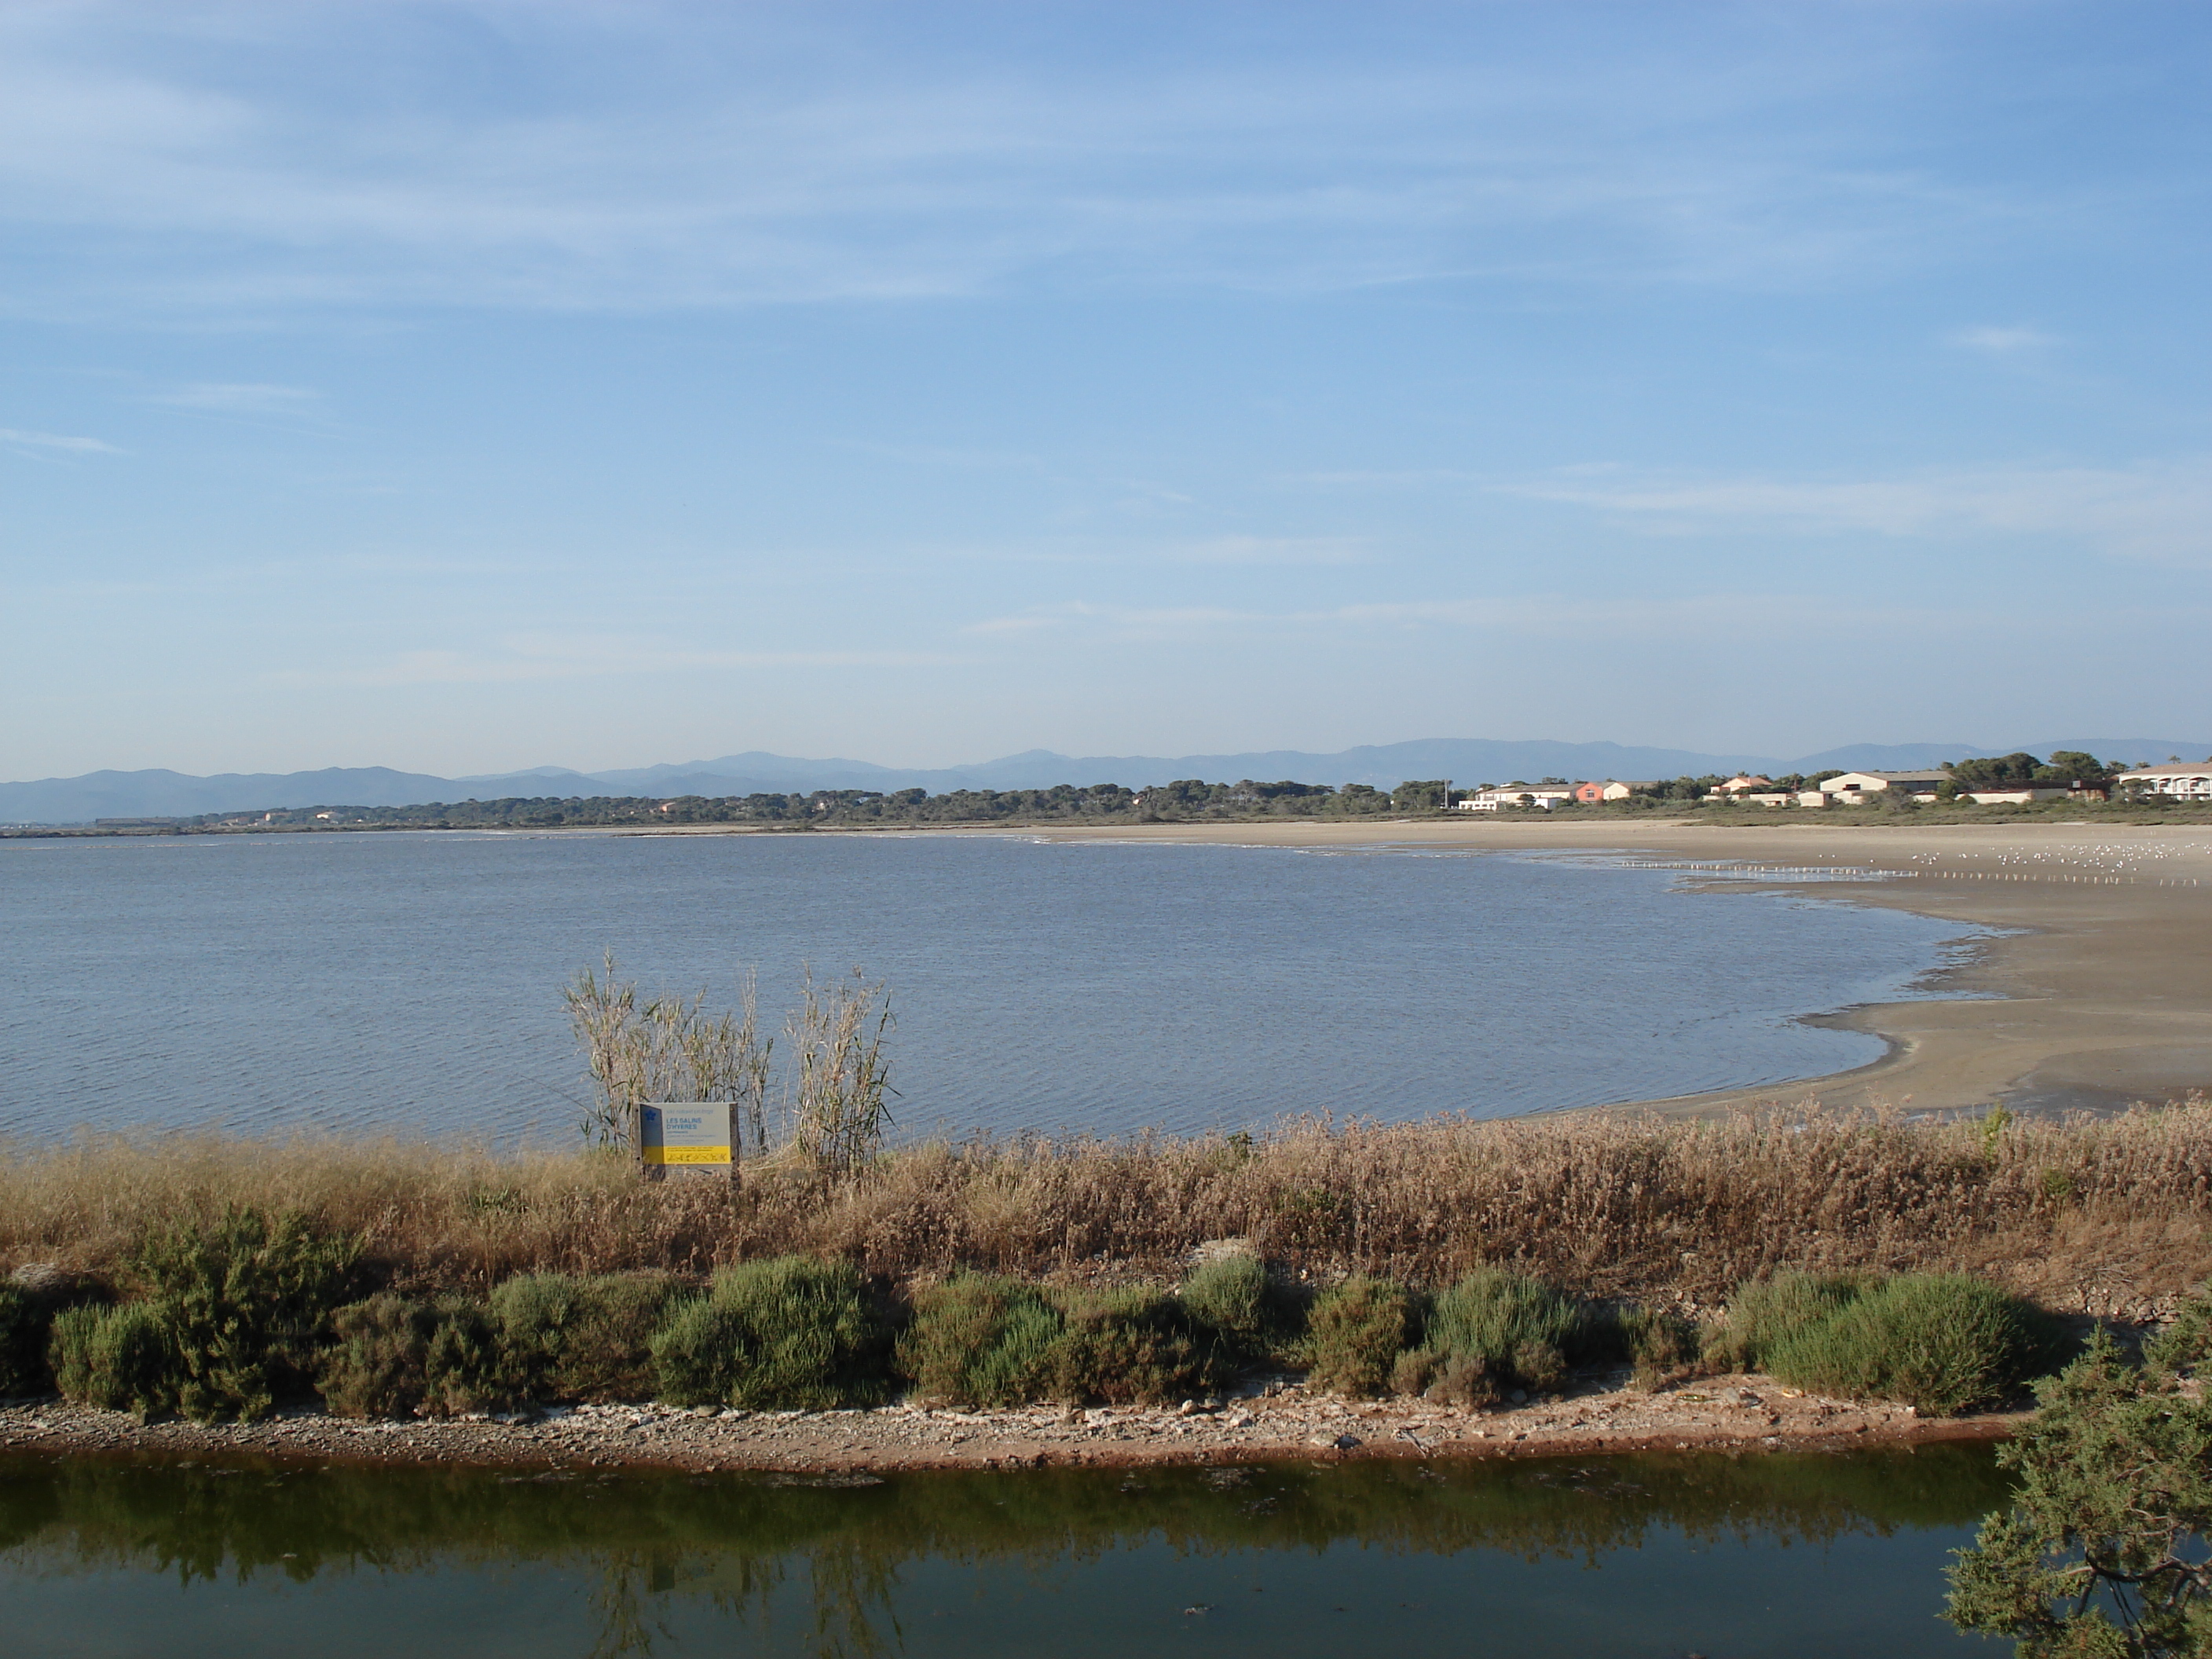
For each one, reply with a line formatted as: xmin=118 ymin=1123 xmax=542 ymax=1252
xmin=973 ymin=816 xmax=2212 ymax=1119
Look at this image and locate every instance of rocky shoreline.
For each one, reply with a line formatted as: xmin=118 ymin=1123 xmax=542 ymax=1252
xmin=0 ymin=1368 xmax=2016 ymax=1475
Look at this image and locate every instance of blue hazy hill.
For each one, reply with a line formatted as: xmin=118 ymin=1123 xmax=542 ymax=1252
xmin=5 ymin=736 xmax=2205 ymax=824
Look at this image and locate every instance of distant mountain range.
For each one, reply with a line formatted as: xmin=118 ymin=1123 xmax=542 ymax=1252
xmin=3 ymin=737 xmax=2204 ymax=825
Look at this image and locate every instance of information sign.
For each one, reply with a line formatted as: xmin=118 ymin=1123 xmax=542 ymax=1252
xmin=639 ymin=1102 xmax=734 ymax=1183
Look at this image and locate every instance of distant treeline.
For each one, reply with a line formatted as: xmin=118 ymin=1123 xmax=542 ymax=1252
xmin=156 ymin=778 xmax=1423 ymax=831
xmin=32 ymin=749 xmax=2196 ymax=836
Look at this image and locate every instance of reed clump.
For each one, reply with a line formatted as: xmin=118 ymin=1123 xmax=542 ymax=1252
xmin=2 ymin=1099 xmax=2206 ymax=1317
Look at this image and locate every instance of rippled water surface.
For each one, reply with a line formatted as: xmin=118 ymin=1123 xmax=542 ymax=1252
xmin=0 ymin=1445 xmax=2009 ymax=1659
xmin=0 ymin=832 xmax=1981 ymax=1142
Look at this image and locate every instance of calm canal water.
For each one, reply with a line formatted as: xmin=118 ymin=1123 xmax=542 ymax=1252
xmin=0 ymin=831 xmax=1982 ymax=1144
xmin=0 ymin=1445 xmax=2008 ymax=1659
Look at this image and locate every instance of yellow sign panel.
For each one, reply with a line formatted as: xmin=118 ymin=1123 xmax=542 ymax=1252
xmin=644 ymin=1144 xmax=731 ymax=1166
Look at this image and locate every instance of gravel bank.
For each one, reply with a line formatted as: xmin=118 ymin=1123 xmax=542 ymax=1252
xmin=0 ymin=1368 xmax=2014 ymax=1474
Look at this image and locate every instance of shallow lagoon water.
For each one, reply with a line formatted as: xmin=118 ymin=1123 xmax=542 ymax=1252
xmin=0 ymin=1445 xmax=2009 ymax=1658
xmin=0 ymin=831 xmax=1983 ymax=1143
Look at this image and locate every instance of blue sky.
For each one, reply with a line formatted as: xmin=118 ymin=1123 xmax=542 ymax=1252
xmin=2 ymin=1 xmax=2207 ymax=778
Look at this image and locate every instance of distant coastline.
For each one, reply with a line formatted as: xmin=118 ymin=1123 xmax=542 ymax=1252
xmin=5 ymin=778 xmax=2206 ymax=838
xmin=7 ymin=734 xmax=2205 ymax=826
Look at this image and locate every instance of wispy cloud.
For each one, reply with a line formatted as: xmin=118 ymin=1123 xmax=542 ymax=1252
xmin=1496 ymin=459 xmax=2212 ymax=566
xmin=275 ymin=635 xmax=965 ymax=688
xmin=962 ymin=591 xmax=1971 ymax=645
xmin=0 ymin=5 xmax=2074 ymax=317
xmin=0 ymin=426 xmax=119 ymax=455
xmin=148 ymin=382 xmax=320 ymax=413
xmin=1947 ymin=324 xmax=2057 ymax=354
xmin=1167 ymin=535 xmax=1371 ymax=567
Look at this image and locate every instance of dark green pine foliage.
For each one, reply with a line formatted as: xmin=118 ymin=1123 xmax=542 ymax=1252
xmin=1946 ymin=1321 xmax=2212 ymax=1657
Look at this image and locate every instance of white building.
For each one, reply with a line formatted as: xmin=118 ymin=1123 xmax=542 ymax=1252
xmin=1962 ymin=786 xmax=2076 ymax=805
xmin=2116 ymin=764 xmax=2212 ymax=800
xmin=1458 ymin=784 xmax=1575 ymax=811
xmin=1818 ymin=770 xmax=1951 ymax=803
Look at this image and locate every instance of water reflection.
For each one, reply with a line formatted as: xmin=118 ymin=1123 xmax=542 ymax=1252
xmin=0 ymin=1448 xmax=2009 ymax=1658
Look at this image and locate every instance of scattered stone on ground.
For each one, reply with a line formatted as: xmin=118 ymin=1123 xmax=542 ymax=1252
xmin=0 ymin=1370 xmax=2013 ymax=1474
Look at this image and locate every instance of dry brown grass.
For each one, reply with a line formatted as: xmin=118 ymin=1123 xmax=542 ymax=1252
xmin=5 ymin=1098 xmax=2209 ymax=1316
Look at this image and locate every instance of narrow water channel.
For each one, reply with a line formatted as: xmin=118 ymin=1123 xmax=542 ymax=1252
xmin=0 ymin=1445 xmax=2009 ymax=1657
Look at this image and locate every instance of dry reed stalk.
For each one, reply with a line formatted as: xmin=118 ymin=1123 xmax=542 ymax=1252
xmin=563 ymin=958 xmax=774 ymax=1152
xmin=786 ymin=968 xmax=895 ymax=1175
xmin=1 ymin=1098 xmax=2206 ymax=1316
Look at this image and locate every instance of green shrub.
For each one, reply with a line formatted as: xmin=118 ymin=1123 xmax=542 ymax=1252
xmin=0 ymin=1274 xmax=93 ymax=1397
xmin=318 ymin=1292 xmax=525 ymax=1419
xmin=1178 ymin=1253 xmax=1294 ymax=1366
xmin=1765 ymin=1274 xmax=2073 ymax=1415
xmin=320 ymin=1295 xmax=438 ymax=1419
xmin=1044 ymin=1289 xmax=1228 ymax=1407
xmin=1706 ymin=1273 xmax=1869 ymax=1372
xmin=1302 ymin=1276 xmax=1416 ymax=1397
xmin=1386 ymin=1270 xmax=1591 ymax=1404
xmin=1944 ymin=1333 xmax=2212 ymax=1654
xmin=422 ymin=1297 xmax=520 ymax=1416
xmin=1614 ymin=1304 xmax=1702 ymax=1389
xmin=896 ymin=1275 xmax=1065 ymax=1407
xmin=130 ymin=1206 xmax=361 ymax=1423
xmin=650 ymin=1257 xmax=887 ymax=1410
xmin=1390 ymin=1348 xmax=1502 ymax=1407
xmin=49 ymin=1304 xmax=174 ymax=1421
xmin=2144 ymin=1284 xmax=2212 ymax=1377
xmin=492 ymin=1272 xmax=684 ymax=1402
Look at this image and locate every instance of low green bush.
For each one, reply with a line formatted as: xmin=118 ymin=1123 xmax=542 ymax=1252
xmin=651 ymin=1257 xmax=887 ymax=1410
xmin=49 ymin=1303 xmax=174 ymax=1421
xmin=1613 ymin=1305 xmax=1702 ymax=1389
xmin=1178 ymin=1253 xmax=1295 ymax=1366
xmin=1390 ymin=1269 xmax=1586 ymax=1404
xmin=131 ymin=1206 xmax=361 ymax=1423
xmin=423 ymin=1296 xmax=524 ymax=1416
xmin=492 ymin=1272 xmax=685 ymax=1402
xmin=1706 ymin=1272 xmax=1869 ymax=1372
xmin=317 ymin=1293 xmax=521 ymax=1419
xmin=1764 ymin=1274 xmax=2074 ymax=1415
xmin=896 ymin=1275 xmax=1064 ymax=1407
xmin=1302 ymin=1276 xmax=1416 ymax=1397
xmin=320 ymin=1294 xmax=438 ymax=1419
xmin=0 ymin=1273 xmax=93 ymax=1397
xmin=1045 ymin=1289 xmax=1229 ymax=1406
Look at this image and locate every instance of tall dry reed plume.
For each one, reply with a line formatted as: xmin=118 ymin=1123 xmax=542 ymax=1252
xmin=2 ymin=1101 xmax=2207 ymax=1316
xmin=564 ymin=958 xmax=893 ymax=1174
xmin=785 ymin=968 xmax=896 ymax=1177
xmin=563 ymin=957 xmax=775 ymax=1152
